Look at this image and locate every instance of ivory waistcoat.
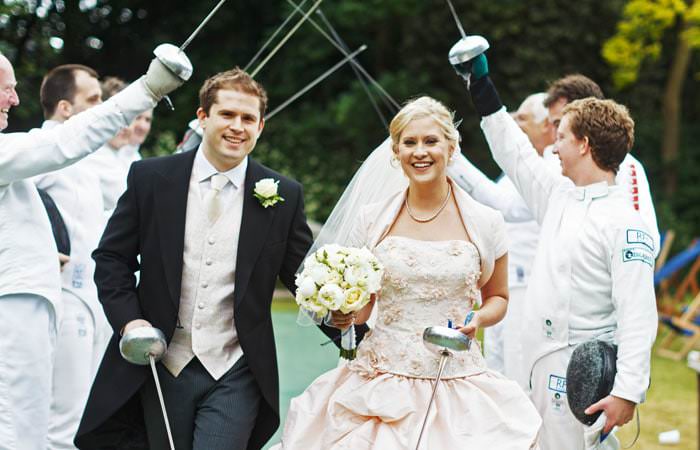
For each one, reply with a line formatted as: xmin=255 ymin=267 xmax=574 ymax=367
xmin=162 ymin=174 xmax=244 ymax=380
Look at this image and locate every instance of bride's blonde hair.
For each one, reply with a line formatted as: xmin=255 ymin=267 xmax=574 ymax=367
xmin=389 ymin=96 xmax=460 ymax=153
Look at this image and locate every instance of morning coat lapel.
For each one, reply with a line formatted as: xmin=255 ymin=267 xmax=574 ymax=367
xmin=154 ymin=150 xmax=197 ymax=309
xmin=234 ymin=159 xmax=277 ymax=308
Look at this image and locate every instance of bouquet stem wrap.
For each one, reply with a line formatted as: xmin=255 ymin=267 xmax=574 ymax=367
xmin=340 ymin=324 xmax=357 ymax=360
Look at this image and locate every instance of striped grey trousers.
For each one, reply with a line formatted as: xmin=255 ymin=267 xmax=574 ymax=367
xmin=141 ymin=355 xmax=261 ymax=450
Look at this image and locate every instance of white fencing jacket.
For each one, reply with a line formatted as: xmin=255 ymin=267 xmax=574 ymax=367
xmin=33 ymin=120 xmax=107 ymax=318
xmin=480 ymin=108 xmax=658 ymax=404
xmin=0 ymin=81 xmax=155 ymax=321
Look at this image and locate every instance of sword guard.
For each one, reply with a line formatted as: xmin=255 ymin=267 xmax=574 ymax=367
xmin=120 ymin=326 xmax=168 ymax=365
xmin=154 ymin=43 xmax=193 ymax=81
xmin=448 ymin=35 xmax=489 ymax=66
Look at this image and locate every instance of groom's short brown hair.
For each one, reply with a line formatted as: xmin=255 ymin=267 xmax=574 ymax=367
xmin=199 ymin=68 xmax=268 ymax=118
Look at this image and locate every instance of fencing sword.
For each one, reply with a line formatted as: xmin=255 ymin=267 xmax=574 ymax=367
xmin=180 ymin=0 xmax=229 ymax=52
xmin=266 ymin=45 xmax=367 ymax=120
xmin=154 ymin=0 xmax=229 ymax=109
xmin=444 ymin=0 xmax=467 ymax=40
xmin=120 ymin=327 xmax=174 ymax=450
xmin=415 ymin=325 xmax=471 ymax=450
xmin=314 ymin=9 xmax=389 ymax=128
xmin=443 ymin=0 xmax=490 ymax=85
xmin=244 ymin=0 xmax=311 ymax=72
xmin=285 ymin=0 xmax=400 ymax=112
xmin=251 ymin=0 xmax=325 ymax=77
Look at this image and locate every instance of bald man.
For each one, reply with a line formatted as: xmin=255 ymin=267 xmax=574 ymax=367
xmin=0 ymin=51 xmax=186 ymax=448
xmin=448 ymin=92 xmax=557 ymax=387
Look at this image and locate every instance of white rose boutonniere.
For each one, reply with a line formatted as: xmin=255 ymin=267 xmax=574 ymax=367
xmin=253 ymin=178 xmax=284 ymax=208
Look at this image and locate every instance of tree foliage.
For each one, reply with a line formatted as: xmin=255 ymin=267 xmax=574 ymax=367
xmin=602 ymin=0 xmax=700 ymax=88
xmin=1 ymin=0 xmax=699 ymax=247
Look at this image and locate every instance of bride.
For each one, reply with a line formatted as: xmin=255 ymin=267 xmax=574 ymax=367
xmin=276 ymin=96 xmax=541 ymax=449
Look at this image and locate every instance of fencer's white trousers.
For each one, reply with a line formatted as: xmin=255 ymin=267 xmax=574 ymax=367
xmin=529 ymin=346 xmax=619 ymax=450
xmin=0 ymin=294 xmax=56 ymax=450
xmin=48 ymin=290 xmax=111 ymax=450
xmin=484 ymin=286 xmax=528 ymax=389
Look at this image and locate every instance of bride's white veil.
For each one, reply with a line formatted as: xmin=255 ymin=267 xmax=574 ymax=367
xmin=306 ymin=137 xmax=408 ymax=255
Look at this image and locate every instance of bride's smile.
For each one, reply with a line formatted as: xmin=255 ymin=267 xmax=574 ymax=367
xmin=394 ymin=116 xmax=453 ymax=185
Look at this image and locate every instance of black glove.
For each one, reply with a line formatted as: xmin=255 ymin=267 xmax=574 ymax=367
xmin=452 ymin=53 xmax=503 ymax=117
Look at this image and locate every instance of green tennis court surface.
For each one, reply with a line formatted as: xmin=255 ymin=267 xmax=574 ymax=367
xmin=265 ymin=301 xmax=339 ymax=448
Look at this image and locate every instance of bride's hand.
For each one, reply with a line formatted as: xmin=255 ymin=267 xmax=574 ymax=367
xmin=457 ymin=313 xmax=480 ymax=339
xmin=330 ymin=310 xmax=355 ymax=329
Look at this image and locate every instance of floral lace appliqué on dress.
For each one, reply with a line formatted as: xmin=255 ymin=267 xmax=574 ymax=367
xmin=349 ymin=236 xmax=486 ymax=379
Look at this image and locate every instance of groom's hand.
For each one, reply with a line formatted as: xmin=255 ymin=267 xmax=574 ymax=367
xmin=121 ymin=319 xmax=153 ymax=336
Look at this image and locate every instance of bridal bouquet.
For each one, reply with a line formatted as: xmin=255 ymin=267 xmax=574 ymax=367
xmin=295 ymin=244 xmax=384 ymax=359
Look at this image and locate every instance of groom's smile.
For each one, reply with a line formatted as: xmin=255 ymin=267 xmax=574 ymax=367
xmin=197 ymin=88 xmax=265 ymax=172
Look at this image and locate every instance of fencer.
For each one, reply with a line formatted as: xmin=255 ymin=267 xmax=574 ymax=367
xmin=0 ymin=49 xmax=188 ymax=449
xmin=455 ymin=49 xmax=657 ymax=449
xmin=32 ymin=64 xmax=116 ymax=449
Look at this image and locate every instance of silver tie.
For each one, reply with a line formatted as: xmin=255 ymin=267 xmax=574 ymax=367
xmin=205 ymin=173 xmax=229 ymax=224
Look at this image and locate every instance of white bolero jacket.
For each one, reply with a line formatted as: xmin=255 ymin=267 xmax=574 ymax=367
xmin=349 ymin=178 xmax=508 ymax=289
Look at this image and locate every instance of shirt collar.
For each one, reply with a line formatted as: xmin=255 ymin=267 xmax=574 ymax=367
xmin=194 ymin=144 xmax=248 ymax=189
xmin=573 ymin=181 xmax=611 ymax=201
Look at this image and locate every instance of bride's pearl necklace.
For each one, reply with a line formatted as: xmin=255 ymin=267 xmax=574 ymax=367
xmin=405 ymin=184 xmax=452 ymax=223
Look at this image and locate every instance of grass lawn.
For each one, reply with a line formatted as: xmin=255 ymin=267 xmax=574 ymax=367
xmin=269 ymin=299 xmax=699 ymax=449
xmin=617 ymin=350 xmax=697 ymax=449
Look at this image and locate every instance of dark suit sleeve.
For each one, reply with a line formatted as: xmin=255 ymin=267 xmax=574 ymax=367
xmin=92 ymin=164 xmax=144 ymax=334
xmin=278 ymin=183 xmax=369 ymax=346
xmin=278 ymin=183 xmax=313 ymax=291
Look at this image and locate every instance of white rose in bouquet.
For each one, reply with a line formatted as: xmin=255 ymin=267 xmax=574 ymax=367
xmin=297 ymin=276 xmax=317 ymax=299
xmin=318 ymin=283 xmax=345 ymax=310
xmin=307 ymin=261 xmax=334 ymax=285
xmin=340 ymin=287 xmax=368 ymax=314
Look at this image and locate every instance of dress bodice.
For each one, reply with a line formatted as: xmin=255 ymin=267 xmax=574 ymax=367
xmin=348 ymin=236 xmax=488 ymax=379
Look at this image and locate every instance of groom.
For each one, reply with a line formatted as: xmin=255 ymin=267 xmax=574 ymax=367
xmin=75 ymin=68 xmax=364 ymax=449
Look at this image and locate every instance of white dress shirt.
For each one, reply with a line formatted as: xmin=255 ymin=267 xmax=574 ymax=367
xmin=0 ymin=81 xmax=156 ymax=319
xmin=481 ymin=108 xmax=658 ymax=404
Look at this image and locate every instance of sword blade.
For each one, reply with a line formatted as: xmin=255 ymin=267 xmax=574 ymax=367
xmin=251 ymin=0 xmax=325 ymax=77
xmin=180 ymin=0 xmax=229 ymax=51
xmin=150 ymin=355 xmax=176 ymax=450
xmin=284 ymin=0 xmax=400 ymax=111
xmin=244 ymin=0 xmax=311 ymax=71
xmin=444 ymin=0 xmax=467 ymax=39
xmin=415 ymin=351 xmax=450 ymax=450
xmin=265 ymin=45 xmax=367 ymax=120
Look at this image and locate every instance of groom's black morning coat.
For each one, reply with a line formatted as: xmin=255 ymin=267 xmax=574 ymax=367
xmin=75 ymin=150 xmax=364 ymax=449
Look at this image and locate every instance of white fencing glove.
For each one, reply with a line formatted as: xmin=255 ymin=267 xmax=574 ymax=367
xmin=142 ymin=57 xmax=185 ymax=101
